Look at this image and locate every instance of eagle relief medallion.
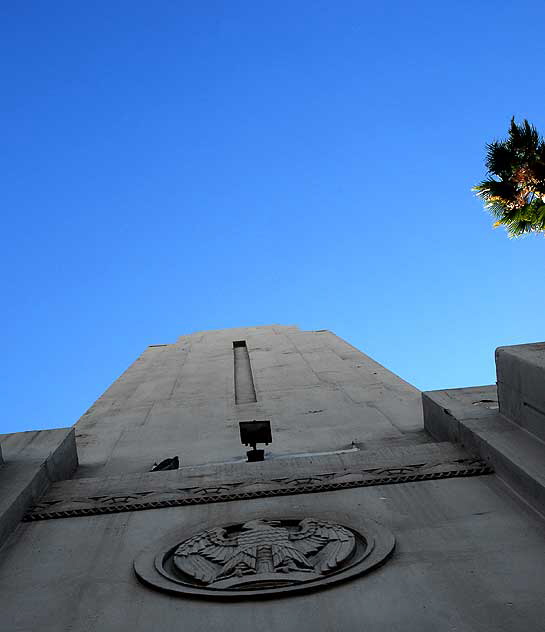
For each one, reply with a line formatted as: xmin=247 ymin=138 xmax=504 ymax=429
xmin=134 ymin=515 xmax=395 ymax=598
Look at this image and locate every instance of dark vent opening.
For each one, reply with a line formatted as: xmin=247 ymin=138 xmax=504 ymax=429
xmin=233 ymin=340 xmax=257 ymax=404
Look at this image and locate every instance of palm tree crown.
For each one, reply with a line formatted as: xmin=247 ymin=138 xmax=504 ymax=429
xmin=473 ymin=118 xmax=545 ymax=237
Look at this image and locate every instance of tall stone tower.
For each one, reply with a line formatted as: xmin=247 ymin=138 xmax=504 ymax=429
xmin=1 ymin=325 xmax=544 ymax=630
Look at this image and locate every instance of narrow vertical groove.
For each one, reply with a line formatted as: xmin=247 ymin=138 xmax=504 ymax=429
xmin=233 ymin=341 xmax=257 ymax=404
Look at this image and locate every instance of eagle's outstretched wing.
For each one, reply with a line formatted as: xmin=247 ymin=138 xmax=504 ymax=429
xmin=174 ymin=527 xmax=238 ymax=583
xmin=289 ymin=518 xmax=355 ymax=573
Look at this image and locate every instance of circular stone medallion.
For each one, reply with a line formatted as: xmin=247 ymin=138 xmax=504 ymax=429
xmin=134 ymin=515 xmax=395 ymax=599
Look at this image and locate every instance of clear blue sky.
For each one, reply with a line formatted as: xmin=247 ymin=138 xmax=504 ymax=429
xmin=2 ymin=1 xmax=545 ymax=433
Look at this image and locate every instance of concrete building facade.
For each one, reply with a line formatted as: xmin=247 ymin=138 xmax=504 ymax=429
xmin=1 ymin=325 xmax=544 ymax=630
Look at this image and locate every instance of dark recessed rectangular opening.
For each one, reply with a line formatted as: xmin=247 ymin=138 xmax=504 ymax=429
xmin=233 ymin=340 xmax=257 ymax=404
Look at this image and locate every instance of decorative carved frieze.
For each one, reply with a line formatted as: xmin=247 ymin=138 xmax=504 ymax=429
xmin=24 ymin=457 xmax=492 ymax=522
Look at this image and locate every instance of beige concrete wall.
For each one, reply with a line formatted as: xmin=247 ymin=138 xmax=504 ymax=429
xmin=74 ymin=326 xmax=423 ymax=477
xmin=2 ymin=475 xmax=545 ymax=632
xmin=3 ymin=328 xmax=544 ymax=631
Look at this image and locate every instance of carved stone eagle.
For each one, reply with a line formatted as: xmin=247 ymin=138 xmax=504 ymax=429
xmin=173 ymin=518 xmax=356 ymax=588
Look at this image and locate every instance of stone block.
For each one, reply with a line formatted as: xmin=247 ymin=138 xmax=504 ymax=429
xmin=0 ymin=427 xmax=77 ymax=547
xmin=496 ymin=342 xmax=545 ymax=441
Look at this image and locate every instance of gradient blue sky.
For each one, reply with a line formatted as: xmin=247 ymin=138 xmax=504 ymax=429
xmin=2 ymin=1 xmax=545 ymax=433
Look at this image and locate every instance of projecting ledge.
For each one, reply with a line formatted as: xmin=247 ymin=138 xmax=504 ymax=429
xmin=0 ymin=427 xmax=78 ymax=547
xmin=423 ymin=385 xmax=545 ymax=518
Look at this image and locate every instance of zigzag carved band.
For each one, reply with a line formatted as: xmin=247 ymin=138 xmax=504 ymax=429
xmin=24 ymin=462 xmax=493 ymax=522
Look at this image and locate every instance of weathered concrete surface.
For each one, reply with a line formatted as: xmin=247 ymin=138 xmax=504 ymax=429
xmin=2 ymin=327 xmax=545 ymax=631
xmin=30 ymin=441 xmax=471 ymax=516
xmin=1 ymin=476 xmax=545 ymax=631
xmin=424 ymin=342 xmax=545 ymax=519
xmin=74 ymin=326 xmax=424 ymax=477
xmin=0 ymin=428 xmax=77 ymax=545
xmin=422 ymin=385 xmax=500 ymax=444
xmin=496 ymin=342 xmax=545 ymax=441
xmin=423 ymin=387 xmax=545 ymax=516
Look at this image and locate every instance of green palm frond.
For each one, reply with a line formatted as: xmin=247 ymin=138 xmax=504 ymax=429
xmin=493 ymin=200 xmax=545 ymax=237
xmin=484 ymin=142 xmax=516 ymax=178
xmin=473 ymin=178 xmax=518 ymax=203
xmin=508 ymin=117 xmax=541 ymax=155
xmin=474 ymin=117 xmax=545 ymax=236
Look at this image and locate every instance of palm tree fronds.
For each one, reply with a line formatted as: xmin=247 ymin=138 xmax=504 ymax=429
xmin=474 ymin=117 xmax=545 ymax=236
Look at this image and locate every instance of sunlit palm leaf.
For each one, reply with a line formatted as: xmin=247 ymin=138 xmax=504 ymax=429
xmin=473 ymin=117 xmax=545 ymax=236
